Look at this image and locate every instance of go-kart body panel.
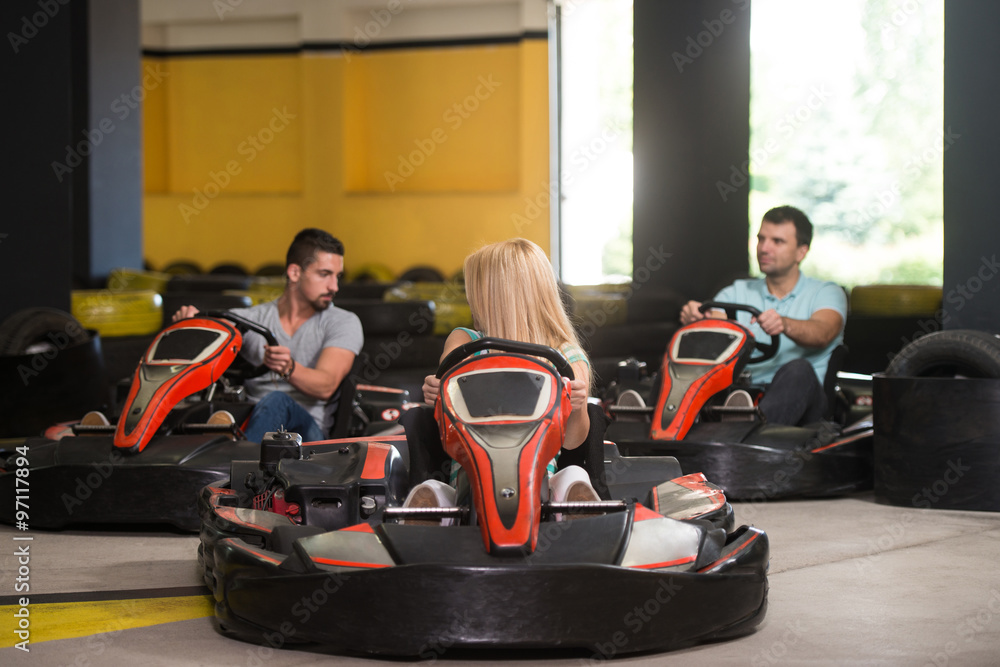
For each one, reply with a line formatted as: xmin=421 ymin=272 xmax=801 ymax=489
xmin=0 ymin=315 xmax=409 ymax=531
xmin=605 ymin=310 xmax=873 ymax=500
xmin=199 ymin=481 xmax=768 ymax=656
xmin=197 ymin=341 xmax=769 ymax=656
xmin=115 ymin=317 xmax=241 ymax=452
xmin=651 ymin=319 xmax=754 ymax=440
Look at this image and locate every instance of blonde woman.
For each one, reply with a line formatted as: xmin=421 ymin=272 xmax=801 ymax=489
xmin=409 ymin=238 xmax=599 ymax=518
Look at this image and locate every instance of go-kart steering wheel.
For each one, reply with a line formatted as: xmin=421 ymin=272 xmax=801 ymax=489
xmin=203 ymin=309 xmax=280 ymax=381
xmin=699 ymin=301 xmax=780 ymax=363
xmin=435 ymin=337 xmax=575 ymax=380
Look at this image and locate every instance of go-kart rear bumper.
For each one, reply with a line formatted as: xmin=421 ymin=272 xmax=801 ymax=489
xmin=198 ymin=486 xmax=769 ymax=656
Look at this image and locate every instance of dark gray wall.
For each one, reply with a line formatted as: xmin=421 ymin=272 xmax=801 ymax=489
xmin=0 ymin=0 xmax=141 ymax=325
xmin=83 ymin=0 xmax=143 ymax=284
xmin=1 ymin=0 xmax=83 ymax=319
xmin=633 ymin=0 xmax=751 ymax=309
xmin=942 ymin=0 xmax=1000 ymax=332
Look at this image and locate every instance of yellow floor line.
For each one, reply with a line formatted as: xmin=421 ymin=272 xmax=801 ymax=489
xmin=0 ymin=595 xmax=214 ymax=647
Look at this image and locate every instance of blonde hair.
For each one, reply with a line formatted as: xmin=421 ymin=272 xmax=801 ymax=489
xmin=464 ymin=238 xmax=586 ymax=367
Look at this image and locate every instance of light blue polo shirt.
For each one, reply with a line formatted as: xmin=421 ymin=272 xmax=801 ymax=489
xmin=713 ymin=275 xmax=847 ymax=384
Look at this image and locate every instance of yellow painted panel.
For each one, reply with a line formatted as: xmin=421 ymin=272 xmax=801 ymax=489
xmin=0 ymin=595 xmax=213 ymax=647
xmin=343 ymin=46 xmax=520 ymax=193
xmin=143 ymin=40 xmax=549 ymax=279
xmin=142 ymin=57 xmax=169 ymax=193
xmin=166 ymin=56 xmax=303 ymax=194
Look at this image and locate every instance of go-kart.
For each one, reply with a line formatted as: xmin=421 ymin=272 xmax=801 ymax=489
xmin=198 ymin=338 xmax=768 ymax=656
xmin=0 ymin=311 xmax=407 ymax=531
xmin=602 ymin=302 xmax=874 ymax=500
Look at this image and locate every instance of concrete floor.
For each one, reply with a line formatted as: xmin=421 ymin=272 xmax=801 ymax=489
xmin=2 ymin=491 xmax=999 ymax=666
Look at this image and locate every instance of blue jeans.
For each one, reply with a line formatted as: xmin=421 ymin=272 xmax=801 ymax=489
xmin=758 ymin=358 xmax=827 ymax=426
xmin=243 ymin=392 xmax=325 ymax=443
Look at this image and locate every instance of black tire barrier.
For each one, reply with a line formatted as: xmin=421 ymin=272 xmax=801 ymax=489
xmin=348 ymin=262 xmax=396 ymax=284
xmin=338 ymin=282 xmax=398 ymax=300
xmin=398 ymin=265 xmax=445 ymax=283
xmin=209 ymin=263 xmax=249 ymax=276
xmin=0 ymin=307 xmax=92 ymax=356
xmin=337 ymin=300 xmax=435 ymax=338
xmin=161 ymin=260 xmax=203 ymax=276
xmin=0 ymin=327 xmax=108 ymax=438
xmin=166 ymin=274 xmax=252 ymax=293
xmin=254 ymin=263 xmax=286 ymax=278
xmin=885 ymin=329 xmax=1000 ymax=378
xmin=874 ymin=374 xmax=1000 ymax=511
xmin=579 ymin=321 xmax=679 ymax=363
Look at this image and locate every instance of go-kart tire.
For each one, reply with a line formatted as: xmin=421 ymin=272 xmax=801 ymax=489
xmin=349 ymin=262 xmax=396 ymax=284
xmin=885 ymin=329 xmax=1000 ymax=378
xmin=253 ymin=263 xmax=286 ymax=277
xmin=209 ymin=263 xmax=249 ymax=276
xmin=399 ymin=265 xmax=445 ymax=283
xmin=166 ymin=274 xmax=252 ymax=293
xmin=0 ymin=307 xmax=91 ymax=356
xmin=161 ymin=260 xmax=203 ymax=276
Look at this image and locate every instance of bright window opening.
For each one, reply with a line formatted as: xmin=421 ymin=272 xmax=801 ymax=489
xmin=556 ymin=0 xmax=633 ymax=285
xmin=749 ymin=0 xmax=944 ymax=288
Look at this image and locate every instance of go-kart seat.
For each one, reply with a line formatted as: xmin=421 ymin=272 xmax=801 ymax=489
xmin=400 ymin=402 xmax=613 ymax=499
xmin=400 ymin=405 xmax=449 ymax=489
xmin=326 ymin=356 xmax=366 ymax=439
xmin=822 ymin=343 xmax=849 ymax=422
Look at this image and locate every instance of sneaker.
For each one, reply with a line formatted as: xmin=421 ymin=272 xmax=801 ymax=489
xmin=616 ymin=389 xmax=646 ymax=409
xmin=401 ymin=479 xmax=457 ymax=526
xmin=207 ymin=410 xmax=237 ymax=440
xmin=721 ymin=389 xmax=755 ymax=422
xmin=207 ymin=410 xmax=236 ymax=426
xmin=550 ymin=465 xmax=602 ymax=520
xmin=80 ymin=410 xmax=110 ymax=427
xmin=613 ymin=388 xmax=649 ymax=422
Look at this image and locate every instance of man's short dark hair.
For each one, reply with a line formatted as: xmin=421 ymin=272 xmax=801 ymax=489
xmin=286 ymin=228 xmax=344 ymax=269
xmin=762 ymin=206 xmax=812 ymax=247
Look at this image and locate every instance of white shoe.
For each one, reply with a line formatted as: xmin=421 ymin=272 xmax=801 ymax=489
xmin=80 ymin=410 xmax=110 ymax=427
xmin=549 ymin=465 xmax=602 ymax=520
xmin=401 ymin=479 xmax=457 ymax=526
xmin=616 ymin=389 xmax=647 ymax=408
xmin=721 ymin=389 xmax=755 ymax=421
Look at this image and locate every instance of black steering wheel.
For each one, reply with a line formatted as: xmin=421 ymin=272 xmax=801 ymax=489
xmin=435 ymin=337 xmax=575 ymax=380
xmin=699 ymin=301 xmax=780 ymax=363
xmin=203 ymin=309 xmax=280 ymax=381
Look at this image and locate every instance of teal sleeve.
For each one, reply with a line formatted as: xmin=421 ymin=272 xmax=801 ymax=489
xmin=813 ymin=283 xmax=848 ymax=319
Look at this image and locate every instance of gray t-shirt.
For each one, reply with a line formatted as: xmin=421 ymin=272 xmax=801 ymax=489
xmin=230 ymin=299 xmax=364 ymax=433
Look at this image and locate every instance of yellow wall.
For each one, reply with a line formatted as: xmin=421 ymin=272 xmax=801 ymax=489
xmin=142 ymin=39 xmax=551 ymax=278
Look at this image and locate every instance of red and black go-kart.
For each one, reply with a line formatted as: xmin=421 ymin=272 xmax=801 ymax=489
xmin=198 ymin=337 xmax=768 ymax=657
xmin=602 ymin=302 xmax=874 ymax=500
xmin=0 ymin=311 xmax=406 ymax=531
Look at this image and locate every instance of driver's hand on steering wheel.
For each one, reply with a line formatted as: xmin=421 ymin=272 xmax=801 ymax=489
xmin=679 ymin=300 xmax=705 ymax=325
xmin=422 ymin=374 xmax=441 ymax=405
xmin=752 ymin=308 xmax=786 ymax=336
xmin=171 ymin=305 xmax=201 ymax=322
xmin=263 ymin=345 xmax=294 ymax=375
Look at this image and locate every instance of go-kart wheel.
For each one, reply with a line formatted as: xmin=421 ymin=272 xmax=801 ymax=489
xmin=436 ymin=337 xmax=575 ymax=380
xmin=202 ymin=309 xmax=279 ymax=381
xmin=699 ymin=301 xmax=780 ymax=363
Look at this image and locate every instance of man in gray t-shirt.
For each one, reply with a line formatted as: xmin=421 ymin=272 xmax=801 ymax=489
xmin=172 ymin=228 xmax=363 ymax=441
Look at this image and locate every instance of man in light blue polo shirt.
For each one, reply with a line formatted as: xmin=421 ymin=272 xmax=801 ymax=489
xmin=680 ymin=206 xmax=847 ymax=425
